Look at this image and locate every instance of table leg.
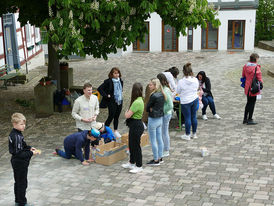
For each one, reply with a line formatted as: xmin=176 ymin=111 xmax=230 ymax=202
xmin=179 ymin=103 xmax=182 ymax=131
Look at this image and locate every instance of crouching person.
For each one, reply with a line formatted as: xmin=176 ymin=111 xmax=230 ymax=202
xmin=94 ymin=122 xmax=116 ymax=143
xmin=55 ymin=129 xmax=100 ymax=165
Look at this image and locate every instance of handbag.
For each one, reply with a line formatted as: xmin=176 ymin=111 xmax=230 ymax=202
xmin=250 ymin=66 xmax=260 ymax=94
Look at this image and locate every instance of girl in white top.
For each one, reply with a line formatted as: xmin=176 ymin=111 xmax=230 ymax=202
xmin=176 ymin=63 xmax=199 ymax=140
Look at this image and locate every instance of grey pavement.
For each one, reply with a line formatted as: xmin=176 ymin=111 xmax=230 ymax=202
xmin=0 ymin=49 xmax=274 ymax=206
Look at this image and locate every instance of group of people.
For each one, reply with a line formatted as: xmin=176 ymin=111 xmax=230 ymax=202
xmin=121 ymin=63 xmax=224 ymax=173
xmin=8 ymin=53 xmax=263 ymax=205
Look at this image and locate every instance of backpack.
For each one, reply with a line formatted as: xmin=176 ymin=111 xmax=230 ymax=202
xmin=250 ymin=67 xmax=260 ymax=94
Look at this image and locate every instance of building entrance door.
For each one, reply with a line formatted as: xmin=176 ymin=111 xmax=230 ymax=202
xmin=3 ymin=14 xmax=19 ymax=71
xmin=162 ymin=23 xmax=178 ymax=52
xmin=227 ymin=20 xmax=245 ymax=49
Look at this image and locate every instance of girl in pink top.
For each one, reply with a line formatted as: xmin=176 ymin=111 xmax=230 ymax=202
xmin=242 ymin=53 xmax=263 ymax=125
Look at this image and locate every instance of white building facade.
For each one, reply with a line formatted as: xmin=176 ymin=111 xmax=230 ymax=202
xmin=124 ymin=0 xmax=258 ymax=54
xmin=0 ymin=13 xmax=42 ymax=72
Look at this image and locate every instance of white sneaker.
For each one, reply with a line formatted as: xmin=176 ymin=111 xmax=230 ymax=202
xmin=213 ymin=114 xmax=221 ymax=119
xmin=202 ymin=115 xmax=208 ymax=120
xmin=114 ymin=131 xmax=122 ymax=138
xmin=181 ymin=134 xmax=191 ymax=141
xmin=129 ymin=166 xmax=143 ymax=173
xmin=163 ymin=151 xmax=169 ymax=157
xmin=191 ymin=133 xmax=198 ymax=139
xmin=121 ymin=162 xmax=135 ymax=169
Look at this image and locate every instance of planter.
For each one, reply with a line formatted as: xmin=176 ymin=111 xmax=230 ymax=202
xmin=60 ymin=65 xmax=69 ymax=70
xmin=39 ymin=77 xmax=52 ymax=86
xmin=60 ymin=62 xmax=69 ymax=70
xmin=34 ymin=83 xmax=57 ymax=118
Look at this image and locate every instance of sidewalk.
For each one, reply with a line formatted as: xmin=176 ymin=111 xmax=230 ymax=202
xmin=0 ymin=50 xmax=273 ymax=206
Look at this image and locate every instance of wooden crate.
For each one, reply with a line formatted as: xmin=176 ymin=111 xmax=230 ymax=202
xmin=121 ymin=132 xmax=150 ymax=147
xmin=95 ymin=142 xmax=127 ymax=166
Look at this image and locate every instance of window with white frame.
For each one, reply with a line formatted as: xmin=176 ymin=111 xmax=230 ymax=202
xmin=35 ymin=27 xmax=40 ymax=40
xmin=25 ymin=24 xmax=31 ymax=43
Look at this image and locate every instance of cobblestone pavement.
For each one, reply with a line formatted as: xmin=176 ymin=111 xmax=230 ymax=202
xmin=0 ymin=49 xmax=274 ymax=206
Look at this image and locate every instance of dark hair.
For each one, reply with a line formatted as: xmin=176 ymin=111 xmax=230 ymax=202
xmin=157 ymin=73 xmax=170 ymax=88
xmin=169 ymin=67 xmax=179 ymax=78
xmin=129 ymin=82 xmax=143 ymax=107
xmin=83 ymin=83 xmax=92 ymax=89
xmin=183 ymin=63 xmax=193 ymax=77
xmin=108 ymin=67 xmax=122 ymax=78
xmin=196 ymin=71 xmax=207 ymax=83
xmin=249 ymin=53 xmax=259 ymax=63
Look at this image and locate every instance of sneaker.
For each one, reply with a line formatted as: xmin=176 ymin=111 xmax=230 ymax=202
xmin=129 ymin=166 xmax=143 ymax=173
xmin=243 ymin=119 xmax=248 ymax=124
xmin=191 ymin=133 xmax=198 ymax=139
xmin=162 ymin=151 xmax=169 ymax=157
xmin=213 ymin=114 xmax=221 ymax=119
xmin=202 ymin=115 xmax=208 ymax=120
xmin=182 ymin=124 xmax=185 ymax=128
xmin=159 ymin=158 xmax=164 ymax=164
xmin=121 ymin=162 xmax=135 ymax=169
xmin=54 ymin=148 xmax=60 ymax=155
xmin=181 ymin=134 xmax=191 ymax=141
xmin=247 ymin=119 xmax=257 ymax=125
xmin=146 ymin=159 xmax=160 ymax=166
xmin=114 ymin=131 xmax=122 ymax=138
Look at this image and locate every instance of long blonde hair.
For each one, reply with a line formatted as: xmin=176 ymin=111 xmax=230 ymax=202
xmin=150 ymin=78 xmax=166 ymax=100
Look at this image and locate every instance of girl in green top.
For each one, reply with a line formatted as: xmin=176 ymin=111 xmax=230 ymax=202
xmin=122 ymin=83 xmax=144 ymax=174
xmin=157 ymin=73 xmax=174 ymax=157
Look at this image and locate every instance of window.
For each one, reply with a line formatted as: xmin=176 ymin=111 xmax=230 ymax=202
xmin=201 ymin=23 xmax=218 ymax=49
xmin=35 ymin=27 xmax=40 ymax=39
xmin=25 ymin=24 xmax=31 ymax=43
xmin=133 ymin=22 xmax=149 ymax=51
xmin=162 ymin=23 xmax=178 ymax=52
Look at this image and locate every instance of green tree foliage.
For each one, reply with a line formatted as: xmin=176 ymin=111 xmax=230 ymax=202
xmin=0 ymin=0 xmax=220 ymax=89
xmin=255 ymin=0 xmax=274 ymax=44
xmin=1 ymin=0 xmax=220 ymax=59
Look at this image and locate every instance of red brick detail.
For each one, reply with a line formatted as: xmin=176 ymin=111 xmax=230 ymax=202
xmin=18 ymin=44 xmax=24 ymax=50
xmin=0 ymin=54 xmax=5 ymax=60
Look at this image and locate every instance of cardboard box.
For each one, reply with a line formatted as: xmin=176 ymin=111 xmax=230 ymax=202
xmin=121 ymin=133 xmax=150 ymax=147
xmin=95 ymin=142 xmax=127 ymax=166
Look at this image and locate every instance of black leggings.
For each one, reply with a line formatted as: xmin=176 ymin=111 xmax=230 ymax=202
xmin=105 ymin=101 xmax=122 ymax=130
xmin=128 ymin=119 xmax=144 ymax=167
xmin=244 ymin=95 xmax=257 ymax=120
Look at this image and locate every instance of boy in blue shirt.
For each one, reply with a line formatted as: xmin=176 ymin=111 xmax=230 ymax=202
xmin=94 ymin=122 xmax=116 ymax=143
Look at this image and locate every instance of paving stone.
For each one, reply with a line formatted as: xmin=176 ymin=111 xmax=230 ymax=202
xmin=0 ymin=50 xmax=274 ymax=206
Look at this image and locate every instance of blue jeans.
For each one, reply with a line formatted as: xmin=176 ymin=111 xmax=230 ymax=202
xmin=148 ymin=117 xmax=163 ymax=160
xmin=162 ymin=114 xmax=171 ymax=152
xmin=181 ymin=98 xmax=199 ymax=135
xmin=202 ymin=95 xmax=216 ymax=115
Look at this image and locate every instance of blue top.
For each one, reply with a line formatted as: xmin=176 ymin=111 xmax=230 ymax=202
xmin=64 ymin=130 xmax=90 ymax=162
xmin=100 ymin=126 xmax=116 ymax=143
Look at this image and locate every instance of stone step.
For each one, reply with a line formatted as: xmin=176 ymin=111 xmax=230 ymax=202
xmin=258 ymin=40 xmax=274 ymax=52
xmin=267 ymin=68 xmax=274 ymax=78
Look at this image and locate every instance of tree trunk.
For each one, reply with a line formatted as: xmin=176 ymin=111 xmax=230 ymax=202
xmin=48 ymin=40 xmax=60 ymax=90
